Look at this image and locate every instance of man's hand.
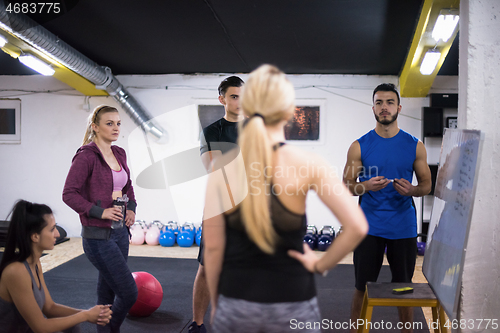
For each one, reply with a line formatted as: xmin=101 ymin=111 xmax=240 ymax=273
xmin=393 ymin=178 xmax=414 ymax=196
xmin=364 ymin=176 xmax=391 ymax=192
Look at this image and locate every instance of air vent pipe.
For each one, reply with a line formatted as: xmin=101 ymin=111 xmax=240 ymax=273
xmin=0 ymin=3 xmax=166 ymax=142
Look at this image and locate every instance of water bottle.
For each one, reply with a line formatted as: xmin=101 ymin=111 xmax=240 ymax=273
xmin=111 ymin=194 xmax=129 ymax=229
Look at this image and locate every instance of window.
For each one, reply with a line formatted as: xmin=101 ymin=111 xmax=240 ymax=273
xmin=0 ymin=99 xmax=21 ymax=144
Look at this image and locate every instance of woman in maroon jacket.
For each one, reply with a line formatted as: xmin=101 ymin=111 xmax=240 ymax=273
xmin=63 ymin=105 xmax=138 ymax=333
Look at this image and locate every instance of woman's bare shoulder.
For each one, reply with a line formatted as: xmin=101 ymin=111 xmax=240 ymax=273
xmin=2 ymin=262 xmax=29 ymax=282
xmin=279 ymin=145 xmax=327 ymax=166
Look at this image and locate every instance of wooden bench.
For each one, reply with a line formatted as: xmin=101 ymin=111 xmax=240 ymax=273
xmin=358 ymin=282 xmax=447 ymax=333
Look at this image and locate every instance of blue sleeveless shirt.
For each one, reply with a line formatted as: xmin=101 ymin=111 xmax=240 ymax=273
xmin=358 ymin=129 xmax=418 ymax=239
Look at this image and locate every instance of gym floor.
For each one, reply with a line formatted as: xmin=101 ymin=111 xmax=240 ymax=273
xmin=28 ymin=237 xmax=435 ymax=326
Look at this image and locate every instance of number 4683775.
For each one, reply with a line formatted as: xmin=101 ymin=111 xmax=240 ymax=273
xmin=444 ymin=319 xmax=498 ymax=330
xmin=6 ymin=2 xmax=61 ymax=14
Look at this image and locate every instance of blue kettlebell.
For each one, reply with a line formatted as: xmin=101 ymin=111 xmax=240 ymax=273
xmin=182 ymin=222 xmax=196 ymax=238
xmin=159 ymin=228 xmax=176 ymax=247
xmin=167 ymin=221 xmax=179 ymax=234
xmin=317 ymin=226 xmax=335 ymax=251
xmin=196 ymin=226 xmax=202 ymax=246
xmin=177 ymin=227 xmax=194 ymax=247
xmin=417 ymin=242 xmax=426 ymax=256
xmin=303 ymin=225 xmax=318 ymax=250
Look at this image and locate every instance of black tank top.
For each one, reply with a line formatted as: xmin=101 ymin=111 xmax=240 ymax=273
xmin=218 ymin=147 xmax=316 ymax=302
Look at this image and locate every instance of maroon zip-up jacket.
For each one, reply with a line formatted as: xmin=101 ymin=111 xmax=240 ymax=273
xmin=63 ymin=142 xmax=137 ymax=228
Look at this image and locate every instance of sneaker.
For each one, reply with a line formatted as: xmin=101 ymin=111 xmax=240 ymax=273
xmin=188 ymin=321 xmax=207 ymax=333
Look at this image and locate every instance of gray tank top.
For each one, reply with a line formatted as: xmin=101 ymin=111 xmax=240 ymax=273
xmin=0 ymin=261 xmax=45 ymax=333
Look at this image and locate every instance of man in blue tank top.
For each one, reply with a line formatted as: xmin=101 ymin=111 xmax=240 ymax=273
xmin=343 ymin=83 xmax=432 ymax=333
xmin=190 ymin=76 xmax=244 ymax=333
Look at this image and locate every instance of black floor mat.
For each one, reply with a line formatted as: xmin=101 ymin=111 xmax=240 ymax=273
xmin=42 ymin=255 xmax=429 ymax=333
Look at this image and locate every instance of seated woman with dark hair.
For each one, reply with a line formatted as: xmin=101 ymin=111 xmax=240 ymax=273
xmin=0 ymin=200 xmax=112 ymax=333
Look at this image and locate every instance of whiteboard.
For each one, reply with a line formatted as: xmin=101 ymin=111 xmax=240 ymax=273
xmin=423 ymin=129 xmax=483 ymax=321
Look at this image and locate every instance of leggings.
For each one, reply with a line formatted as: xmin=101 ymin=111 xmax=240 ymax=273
xmin=83 ymin=227 xmax=138 ymax=333
xmin=213 ymin=295 xmax=322 ymax=333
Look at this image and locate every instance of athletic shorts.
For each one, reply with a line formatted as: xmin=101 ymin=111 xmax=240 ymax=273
xmin=213 ymin=295 xmax=322 ymax=333
xmin=197 ymin=234 xmax=204 ymax=265
xmin=353 ymin=235 xmax=417 ymax=292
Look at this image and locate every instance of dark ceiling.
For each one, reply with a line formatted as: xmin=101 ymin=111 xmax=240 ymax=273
xmin=0 ymin=0 xmax=458 ymax=77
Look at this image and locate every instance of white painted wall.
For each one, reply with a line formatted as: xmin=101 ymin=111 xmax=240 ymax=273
xmin=1 ymin=73 xmax=440 ymax=237
xmin=459 ymin=0 xmax=500 ymax=329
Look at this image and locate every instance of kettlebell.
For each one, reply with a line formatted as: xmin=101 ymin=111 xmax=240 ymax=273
xmin=167 ymin=221 xmax=179 ymax=235
xmin=417 ymin=242 xmax=426 ymax=256
xmin=303 ymin=225 xmax=318 ymax=250
xmin=130 ymin=220 xmax=141 ymax=231
xmin=177 ymin=223 xmax=194 ymax=247
xmin=145 ymin=221 xmax=162 ymax=245
xmin=182 ymin=222 xmax=196 ymax=238
xmin=159 ymin=226 xmax=176 ymax=247
xmin=317 ymin=225 xmax=335 ymax=251
xmin=196 ymin=226 xmax=202 ymax=246
xmin=130 ymin=221 xmax=145 ymax=245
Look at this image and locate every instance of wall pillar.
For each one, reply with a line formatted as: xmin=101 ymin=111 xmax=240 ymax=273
xmin=459 ymin=0 xmax=500 ymax=330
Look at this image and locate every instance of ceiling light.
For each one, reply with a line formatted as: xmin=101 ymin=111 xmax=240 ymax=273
xmin=0 ymin=21 xmax=13 ymax=33
xmin=420 ymin=51 xmax=441 ymax=75
xmin=18 ymin=54 xmax=55 ymax=76
xmin=432 ymin=11 xmax=459 ymax=42
xmin=0 ymin=35 xmax=7 ymax=47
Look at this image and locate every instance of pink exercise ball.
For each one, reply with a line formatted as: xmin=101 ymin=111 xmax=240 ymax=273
xmin=128 ymin=272 xmax=163 ymax=317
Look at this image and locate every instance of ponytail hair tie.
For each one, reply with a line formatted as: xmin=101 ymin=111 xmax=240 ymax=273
xmin=243 ymin=113 xmax=266 ymax=128
xmin=252 ymin=113 xmax=265 ymax=121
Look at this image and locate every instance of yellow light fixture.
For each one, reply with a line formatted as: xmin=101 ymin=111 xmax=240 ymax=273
xmin=432 ymin=10 xmax=460 ymax=42
xmin=399 ymin=0 xmax=460 ymax=98
xmin=420 ymin=50 xmax=442 ymax=75
xmin=18 ymin=54 xmax=55 ymax=76
xmin=0 ymin=23 xmax=107 ymax=95
xmin=0 ymin=35 xmax=6 ymax=47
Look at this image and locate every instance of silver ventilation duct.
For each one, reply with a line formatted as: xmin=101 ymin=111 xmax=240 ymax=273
xmin=0 ymin=2 xmax=166 ymax=142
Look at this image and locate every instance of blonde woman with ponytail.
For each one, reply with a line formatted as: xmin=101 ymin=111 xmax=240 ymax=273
xmin=63 ymin=105 xmax=138 ymax=332
xmin=203 ymin=65 xmax=368 ymax=333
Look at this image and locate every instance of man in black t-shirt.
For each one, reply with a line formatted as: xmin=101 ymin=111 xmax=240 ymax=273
xmin=199 ymin=118 xmax=238 ymax=164
xmin=189 ymin=76 xmax=244 ymax=333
